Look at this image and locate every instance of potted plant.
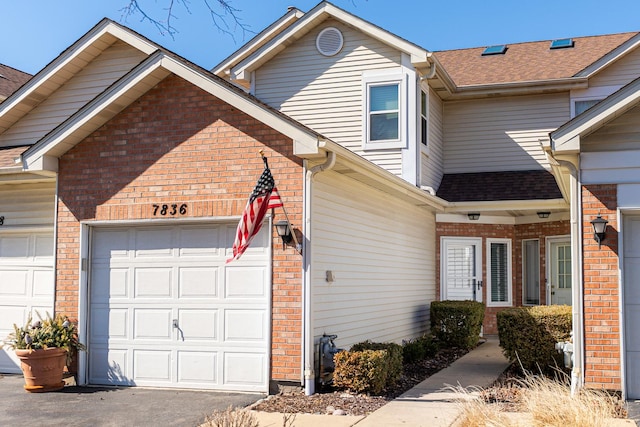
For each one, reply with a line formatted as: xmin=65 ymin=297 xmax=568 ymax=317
xmin=1 ymin=312 xmax=86 ymax=392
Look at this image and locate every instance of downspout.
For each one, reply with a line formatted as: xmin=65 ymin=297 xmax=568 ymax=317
xmin=555 ymin=157 xmax=584 ymax=395
xmin=303 ymin=148 xmax=336 ymax=396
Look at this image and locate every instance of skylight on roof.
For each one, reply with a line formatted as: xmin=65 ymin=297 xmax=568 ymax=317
xmin=550 ymin=38 xmax=574 ymax=49
xmin=482 ymin=45 xmax=507 ymax=56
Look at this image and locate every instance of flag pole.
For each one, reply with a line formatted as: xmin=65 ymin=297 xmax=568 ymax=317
xmin=260 ymin=150 xmax=302 ymax=254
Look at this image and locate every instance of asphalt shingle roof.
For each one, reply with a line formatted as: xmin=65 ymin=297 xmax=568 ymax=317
xmin=0 ymin=145 xmax=28 ymax=168
xmin=434 ymin=32 xmax=638 ymax=87
xmin=436 ymin=170 xmax=563 ymax=202
xmin=0 ymin=63 xmax=31 ymax=99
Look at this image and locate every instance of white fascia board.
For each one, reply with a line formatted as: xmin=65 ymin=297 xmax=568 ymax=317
xmin=212 ymin=8 xmax=304 ymax=77
xmin=444 ymin=198 xmax=568 ymax=214
xmin=552 ymin=77 xmax=640 ymax=152
xmin=0 ymin=20 xmax=157 ymax=132
xmin=22 ymin=53 xmax=169 ymax=170
xmin=162 ymin=56 xmax=321 ymax=153
xmin=230 ymin=2 xmax=428 ymax=81
xmin=576 ymin=33 xmax=640 ymax=78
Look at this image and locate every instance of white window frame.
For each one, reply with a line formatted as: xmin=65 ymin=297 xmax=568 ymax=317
xmin=570 ymin=85 xmax=621 ymax=117
xmin=419 ymin=87 xmax=429 ymax=154
xmin=486 ymin=238 xmax=512 ymax=307
xmin=522 ymin=239 xmax=540 ymax=306
xmin=362 ymin=69 xmax=405 ymax=150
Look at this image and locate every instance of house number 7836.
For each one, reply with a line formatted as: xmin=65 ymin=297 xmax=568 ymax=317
xmin=152 ymin=204 xmax=187 ymax=216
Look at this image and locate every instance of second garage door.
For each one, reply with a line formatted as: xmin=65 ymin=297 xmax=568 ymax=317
xmin=88 ymin=223 xmax=270 ymax=392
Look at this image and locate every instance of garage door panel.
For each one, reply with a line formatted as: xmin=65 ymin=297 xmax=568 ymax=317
xmin=93 ymin=230 xmax=129 ymax=259
xmin=179 ymin=309 xmax=218 ymax=340
xmin=224 ymin=352 xmax=266 ymax=388
xmin=89 ymin=348 xmax=131 ymax=385
xmin=134 ymin=229 xmax=173 ymax=257
xmin=178 ymin=351 xmax=218 ymax=384
xmin=0 ymin=271 xmax=28 ymax=295
xmin=0 ymin=236 xmax=29 ymax=257
xmin=134 ymin=309 xmax=172 ymax=340
xmin=34 ymin=235 xmax=54 ymax=258
xmin=33 ymin=270 xmax=54 ymax=296
xmin=134 ymin=268 xmax=172 ymax=298
xmin=91 ymin=267 xmax=129 ymax=299
xmin=225 ymin=267 xmax=267 ymax=299
xmin=133 ymin=350 xmax=171 ymax=381
xmin=178 ymin=267 xmax=218 ymax=298
xmin=225 ymin=310 xmax=266 ymax=342
xmin=91 ymin=307 xmax=128 ymax=340
xmin=179 ymin=227 xmax=221 ymax=257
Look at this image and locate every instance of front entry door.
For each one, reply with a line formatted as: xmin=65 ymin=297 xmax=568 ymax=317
xmin=548 ymin=238 xmax=572 ymax=305
xmin=441 ymin=238 xmax=483 ymax=302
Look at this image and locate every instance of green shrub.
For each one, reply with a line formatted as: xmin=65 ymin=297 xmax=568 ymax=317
xmin=333 ymin=349 xmax=388 ymax=394
xmin=497 ymin=305 xmax=572 ymax=372
xmin=430 ymin=300 xmax=485 ymax=349
xmin=402 ymin=334 xmax=439 ymax=364
xmin=350 ymin=341 xmax=403 ymax=386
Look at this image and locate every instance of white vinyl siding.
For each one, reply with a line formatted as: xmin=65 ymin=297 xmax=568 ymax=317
xmin=0 ymin=42 xmax=146 ymax=148
xmin=0 ymin=181 xmax=56 ymax=373
xmin=421 ymin=87 xmax=444 ymax=188
xmin=443 ymin=94 xmax=569 ymax=173
xmin=310 ymin=171 xmax=436 ymax=348
xmin=581 ymin=106 xmax=640 ymax=184
xmin=0 ymin=181 xmax=56 ymax=227
xmin=255 ymin=20 xmax=405 ymax=176
xmin=590 ymin=47 xmax=640 ymax=88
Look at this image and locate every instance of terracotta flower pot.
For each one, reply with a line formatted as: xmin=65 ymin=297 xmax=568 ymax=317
xmin=15 ymin=347 xmax=67 ymax=392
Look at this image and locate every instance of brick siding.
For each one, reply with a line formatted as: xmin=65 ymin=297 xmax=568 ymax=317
xmin=56 ymin=74 xmax=303 ymax=382
xmin=436 ymin=220 xmax=570 ymax=334
xmin=582 ymin=184 xmax=620 ymax=390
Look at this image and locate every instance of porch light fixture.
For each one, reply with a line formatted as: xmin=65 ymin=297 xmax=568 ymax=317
xmin=275 ymin=220 xmax=293 ymax=250
xmin=468 ymin=213 xmax=480 ymax=221
xmin=590 ymin=215 xmax=608 ymax=248
xmin=537 ymin=211 xmax=551 ymax=219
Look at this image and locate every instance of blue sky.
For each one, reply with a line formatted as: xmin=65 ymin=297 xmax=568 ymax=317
xmin=3 ymin=1 xmax=640 ymax=75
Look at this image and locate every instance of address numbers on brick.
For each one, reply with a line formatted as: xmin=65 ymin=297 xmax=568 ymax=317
xmin=152 ymin=204 xmax=187 ymax=216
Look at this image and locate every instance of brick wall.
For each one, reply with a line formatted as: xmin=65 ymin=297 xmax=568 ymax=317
xmin=437 ymin=220 xmax=570 ymax=334
xmin=56 ymin=74 xmax=304 ymax=382
xmin=582 ymin=184 xmax=621 ymax=390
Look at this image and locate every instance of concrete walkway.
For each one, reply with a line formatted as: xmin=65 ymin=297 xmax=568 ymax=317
xmin=253 ymin=336 xmax=511 ymax=427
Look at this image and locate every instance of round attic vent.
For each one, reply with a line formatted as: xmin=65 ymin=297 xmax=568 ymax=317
xmin=316 ymin=27 xmax=343 ymax=56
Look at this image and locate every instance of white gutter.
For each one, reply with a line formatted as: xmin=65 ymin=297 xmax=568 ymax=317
xmin=303 ymin=149 xmax=336 ymax=396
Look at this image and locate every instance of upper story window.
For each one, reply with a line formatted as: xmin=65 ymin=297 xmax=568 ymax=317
xmin=363 ymin=70 xmax=405 ymax=150
xmin=369 ymin=83 xmax=400 ymax=141
xmin=420 ymin=89 xmax=428 ymax=147
xmin=574 ymin=99 xmax=602 ymax=116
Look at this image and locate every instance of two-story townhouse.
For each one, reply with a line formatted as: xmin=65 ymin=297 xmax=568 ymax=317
xmin=215 ymin=1 xmax=640 ymax=397
xmin=0 ymin=18 xmax=442 ymax=395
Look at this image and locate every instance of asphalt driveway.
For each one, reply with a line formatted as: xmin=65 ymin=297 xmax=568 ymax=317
xmin=0 ymin=374 xmax=264 ymax=426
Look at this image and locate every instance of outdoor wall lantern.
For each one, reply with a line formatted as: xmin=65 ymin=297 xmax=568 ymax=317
xmin=590 ymin=215 xmax=608 ymax=248
xmin=468 ymin=213 xmax=481 ymax=221
xmin=537 ymin=211 xmax=551 ymax=219
xmin=275 ymin=220 xmax=293 ymax=250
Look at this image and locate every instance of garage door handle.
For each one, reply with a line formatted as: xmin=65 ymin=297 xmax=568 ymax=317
xmin=172 ymin=319 xmax=184 ymax=341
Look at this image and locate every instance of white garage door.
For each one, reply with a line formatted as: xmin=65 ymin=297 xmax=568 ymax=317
xmin=0 ymin=232 xmax=55 ymax=373
xmin=624 ymin=215 xmax=640 ymax=399
xmin=88 ymin=223 xmax=270 ymax=392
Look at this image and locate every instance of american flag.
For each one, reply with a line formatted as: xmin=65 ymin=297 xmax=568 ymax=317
xmin=227 ymin=157 xmax=283 ymax=263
